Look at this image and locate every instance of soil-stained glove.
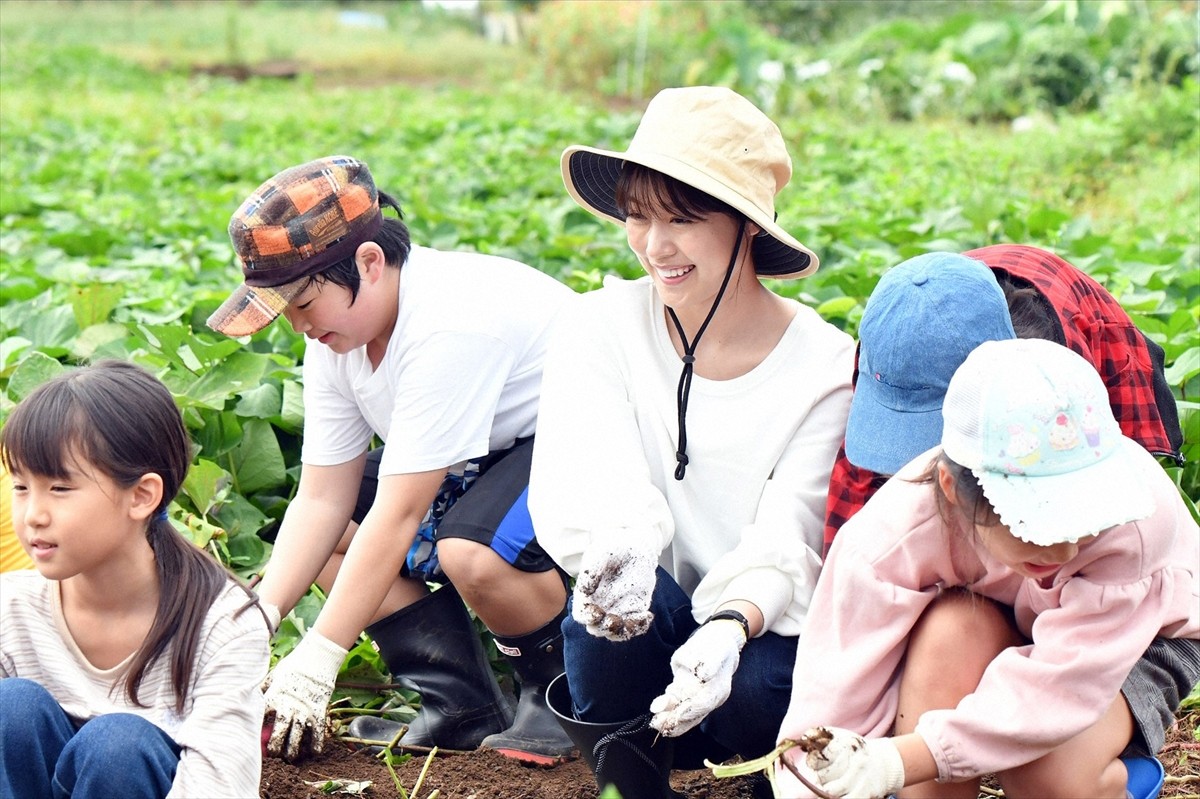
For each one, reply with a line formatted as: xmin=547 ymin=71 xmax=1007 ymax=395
xmin=649 ymin=619 xmax=747 ymax=738
xmin=572 ymin=530 xmax=659 ymax=641
xmin=262 ymin=629 xmax=347 ymax=761
xmin=801 ymin=726 xmax=905 ymax=798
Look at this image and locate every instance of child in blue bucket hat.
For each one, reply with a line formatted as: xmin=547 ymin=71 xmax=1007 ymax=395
xmin=777 ymin=338 xmax=1199 ymax=798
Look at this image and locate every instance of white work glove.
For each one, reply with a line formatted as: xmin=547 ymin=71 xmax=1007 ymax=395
xmin=572 ymin=530 xmax=659 ymax=641
xmin=800 ymin=726 xmax=905 ymax=798
xmin=261 ymin=601 xmax=282 ymax=635
xmin=262 ymin=629 xmax=347 ymax=760
xmin=649 ymin=618 xmax=746 ymax=738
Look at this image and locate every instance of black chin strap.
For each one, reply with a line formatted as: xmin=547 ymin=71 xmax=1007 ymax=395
xmin=665 ymin=219 xmax=746 ymax=481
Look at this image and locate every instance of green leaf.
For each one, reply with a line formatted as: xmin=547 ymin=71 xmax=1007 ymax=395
xmin=1181 ymin=681 xmax=1200 ymax=711
xmin=279 ymin=378 xmax=305 ymax=433
xmin=225 ymin=529 xmax=267 ymax=570
xmin=68 ymin=283 xmax=124 ymax=328
xmin=1025 ymin=206 xmax=1071 ymax=236
xmin=6 ymin=352 xmax=67 ymax=401
xmin=815 ymin=296 xmax=861 ymax=319
xmin=175 ymin=510 xmax=226 ymax=549
xmin=21 ymin=304 xmax=79 ymax=350
xmin=236 ymin=383 xmax=282 ymax=419
xmin=0 ymin=337 xmax=32 ymax=371
xmin=228 ymin=418 xmax=286 ymax=494
xmin=71 ymin=322 xmax=130 ymax=359
xmin=184 ymin=350 xmax=276 ymax=410
xmin=210 ymin=489 xmax=271 ymax=541
xmin=181 ymin=457 xmax=231 ymax=517
xmin=190 ymin=409 xmax=244 ymax=461
xmin=1164 ymin=347 xmax=1200 ymax=387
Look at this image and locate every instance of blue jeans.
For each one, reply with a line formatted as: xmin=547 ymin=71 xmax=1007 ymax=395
xmin=0 ymin=678 xmax=181 ymax=799
xmin=562 ymin=567 xmax=797 ymax=760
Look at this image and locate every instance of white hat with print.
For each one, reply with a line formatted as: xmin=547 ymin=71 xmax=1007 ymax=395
xmin=941 ymin=338 xmax=1155 ymax=545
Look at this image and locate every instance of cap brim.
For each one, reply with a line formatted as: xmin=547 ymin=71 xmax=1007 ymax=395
xmin=844 ymin=382 xmax=946 ymax=476
xmin=561 ymin=146 xmax=818 ymax=279
xmin=206 ymin=279 xmax=306 ymax=337
xmin=976 ymin=437 xmax=1155 ymax=545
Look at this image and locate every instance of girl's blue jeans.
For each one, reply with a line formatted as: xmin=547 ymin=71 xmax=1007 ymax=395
xmin=0 ymin=678 xmax=181 ymax=799
xmin=562 ymin=566 xmax=796 ymax=760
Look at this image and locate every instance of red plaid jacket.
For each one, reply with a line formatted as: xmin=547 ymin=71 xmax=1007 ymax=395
xmin=823 ymin=244 xmax=1184 ymax=554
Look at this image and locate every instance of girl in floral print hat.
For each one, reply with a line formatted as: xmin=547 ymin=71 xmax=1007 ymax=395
xmin=778 ymin=338 xmax=1198 ymax=799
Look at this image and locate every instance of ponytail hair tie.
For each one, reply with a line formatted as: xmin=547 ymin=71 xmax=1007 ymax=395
xmin=154 ymin=509 xmax=169 ymax=523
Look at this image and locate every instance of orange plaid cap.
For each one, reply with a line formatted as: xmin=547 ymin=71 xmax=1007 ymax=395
xmin=207 ymin=155 xmax=382 ymax=337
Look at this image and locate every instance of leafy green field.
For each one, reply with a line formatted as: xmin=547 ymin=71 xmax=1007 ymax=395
xmin=2 ymin=1 xmax=1198 ymax=699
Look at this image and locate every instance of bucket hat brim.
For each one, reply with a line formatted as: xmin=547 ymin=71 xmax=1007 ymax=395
xmin=563 ymin=145 xmax=817 ymax=279
xmin=560 ymin=86 xmax=818 ymax=279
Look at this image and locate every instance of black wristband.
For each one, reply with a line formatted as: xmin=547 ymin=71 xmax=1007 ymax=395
xmin=705 ymin=609 xmax=751 ymax=640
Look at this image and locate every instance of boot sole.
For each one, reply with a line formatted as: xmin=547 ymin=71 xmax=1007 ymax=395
xmin=488 ymin=746 xmax=578 ymax=767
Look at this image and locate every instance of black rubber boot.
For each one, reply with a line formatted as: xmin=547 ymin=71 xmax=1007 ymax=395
xmin=348 ymin=584 xmax=513 ymax=750
xmin=479 ymin=607 xmax=577 ymax=765
xmin=546 ymin=672 xmax=684 ymax=799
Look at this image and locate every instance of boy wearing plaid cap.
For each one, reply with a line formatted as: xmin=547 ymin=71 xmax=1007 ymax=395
xmin=208 ymin=155 xmax=577 ymax=765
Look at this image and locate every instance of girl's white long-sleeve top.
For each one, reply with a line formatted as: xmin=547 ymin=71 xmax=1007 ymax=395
xmin=529 ymin=277 xmax=854 ymax=634
xmin=1 ymin=572 xmax=270 ymax=798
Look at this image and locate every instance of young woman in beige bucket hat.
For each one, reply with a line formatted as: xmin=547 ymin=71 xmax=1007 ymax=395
xmin=528 ymin=86 xmax=855 ymax=798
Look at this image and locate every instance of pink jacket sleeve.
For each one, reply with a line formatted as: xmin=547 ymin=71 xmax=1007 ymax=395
xmin=780 ymin=476 xmax=967 ymax=743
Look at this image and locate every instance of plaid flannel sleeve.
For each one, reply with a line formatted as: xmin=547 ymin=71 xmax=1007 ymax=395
xmin=822 ymin=444 xmax=887 ymax=557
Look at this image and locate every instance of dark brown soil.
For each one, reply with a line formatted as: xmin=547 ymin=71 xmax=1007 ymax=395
xmin=260 ymin=710 xmax=1199 ymax=799
xmin=260 ymin=743 xmax=763 ymax=798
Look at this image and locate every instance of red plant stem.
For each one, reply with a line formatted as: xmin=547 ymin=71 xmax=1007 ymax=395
xmin=781 ymin=756 xmax=837 ymax=799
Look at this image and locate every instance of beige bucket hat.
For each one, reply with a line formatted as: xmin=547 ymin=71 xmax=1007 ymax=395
xmin=561 ymin=85 xmax=818 ymax=278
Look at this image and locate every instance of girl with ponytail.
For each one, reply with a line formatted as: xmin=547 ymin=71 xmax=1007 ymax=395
xmin=0 ymin=359 xmax=270 ymax=799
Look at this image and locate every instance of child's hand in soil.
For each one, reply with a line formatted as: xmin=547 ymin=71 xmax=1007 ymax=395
xmin=262 ymin=629 xmax=347 ymax=760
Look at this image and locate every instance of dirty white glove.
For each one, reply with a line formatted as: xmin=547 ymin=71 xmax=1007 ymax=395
xmin=802 ymin=726 xmax=905 ymax=798
xmin=572 ymin=530 xmax=659 ymax=641
xmin=649 ymin=618 xmax=747 ymax=738
xmin=262 ymin=629 xmax=347 ymax=760
xmin=775 ymin=748 xmax=819 ymax=799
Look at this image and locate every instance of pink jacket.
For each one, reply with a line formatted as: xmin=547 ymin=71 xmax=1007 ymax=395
xmin=780 ymin=444 xmax=1199 ymax=782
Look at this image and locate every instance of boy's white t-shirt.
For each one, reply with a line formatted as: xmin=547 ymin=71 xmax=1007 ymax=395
xmin=300 ymin=245 xmax=574 ymax=477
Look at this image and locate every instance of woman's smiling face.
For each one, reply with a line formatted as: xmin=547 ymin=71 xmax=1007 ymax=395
xmin=625 ymin=208 xmax=748 ymax=313
xmin=616 ymin=164 xmax=754 ymax=315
